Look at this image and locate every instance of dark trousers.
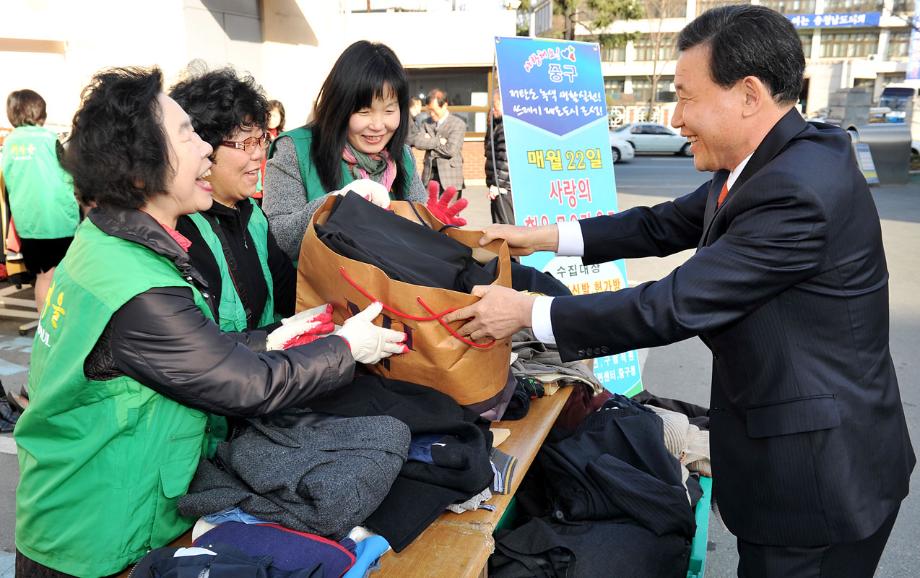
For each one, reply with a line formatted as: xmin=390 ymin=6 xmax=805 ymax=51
xmin=429 ymin=164 xmax=461 ymax=199
xmin=737 ymin=505 xmax=899 ymax=578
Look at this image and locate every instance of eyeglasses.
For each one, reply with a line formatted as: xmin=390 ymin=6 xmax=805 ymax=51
xmin=220 ymin=133 xmax=268 ymax=154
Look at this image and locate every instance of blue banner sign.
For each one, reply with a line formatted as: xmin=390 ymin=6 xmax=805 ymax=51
xmin=787 ymin=12 xmax=881 ymax=29
xmin=494 ymin=36 xmax=643 ymax=396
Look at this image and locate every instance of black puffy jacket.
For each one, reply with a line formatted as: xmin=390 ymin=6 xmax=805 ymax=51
xmin=484 ymin=114 xmax=511 ymax=190
xmin=82 ymin=206 xmax=354 ymax=418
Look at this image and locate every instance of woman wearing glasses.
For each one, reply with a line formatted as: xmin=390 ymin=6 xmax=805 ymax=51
xmin=170 ymin=68 xmax=295 ymax=333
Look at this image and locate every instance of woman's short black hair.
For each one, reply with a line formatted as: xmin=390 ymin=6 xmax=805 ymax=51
xmin=63 ymin=67 xmax=171 ymax=209
xmin=309 ymin=41 xmax=411 ymax=199
xmin=169 ymin=68 xmax=269 ymax=155
xmin=268 ymin=99 xmax=285 ymax=132
xmin=6 ymin=89 xmax=47 ymax=127
xmin=678 ymin=5 xmax=804 ymax=105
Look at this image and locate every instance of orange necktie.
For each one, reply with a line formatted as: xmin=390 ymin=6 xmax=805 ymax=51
xmin=717 ymin=182 xmax=729 ymax=207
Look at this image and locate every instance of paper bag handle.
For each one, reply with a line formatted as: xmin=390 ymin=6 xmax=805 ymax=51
xmin=338 ymin=266 xmax=497 ymax=349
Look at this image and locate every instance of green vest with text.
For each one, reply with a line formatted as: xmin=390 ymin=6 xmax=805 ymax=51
xmin=0 ymin=125 xmax=79 ymax=238
xmin=268 ymin=126 xmax=417 ymax=202
xmin=188 ymin=199 xmax=278 ymax=332
xmin=14 ymin=218 xmax=224 ymax=577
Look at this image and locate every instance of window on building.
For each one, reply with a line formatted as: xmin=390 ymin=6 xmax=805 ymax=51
xmin=820 ymin=31 xmax=879 ymax=58
xmin=643 ymin=0 xmax=687 ymax=18
xmin=633 ymin=33 xmax=677 ymax=62
xmin=799 ymin=32 xmax=814 ymax=58
xmin=887 ymin=29 xmax=911 ymax=60
xmin=758 ymin=0 xmax=816 ymax=14
xmin=630 ymin=78 xmax=653 ymax=102
xmin=697 ymin=0 xmax=750 ymax=15
xmin=892 ymin=0 xmax=914 ymax=15
xmin=406 ymin=67 xmax=491 ymax=136
xmin=605 ymin=77 xmax=626 ymax=100
xmin=601 ymin=43 xmax=627 ymax=62
xmin=822 ymin=0 xmax=877 ymax=12
xmin=628 ymin=77 xmax=675 ymax=103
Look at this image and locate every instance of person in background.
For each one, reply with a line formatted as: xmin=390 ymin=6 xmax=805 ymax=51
xmin=410 ymin=88 xmax=466 ymax=199
xmin=267 ymin=99 xmax=285 ymax=141
xmin=1 ymin=89 xmax=79 ymax=311
xmin=14 ymin=66 xmax=407 ymax=578
xmin=445 ymin=6 xmax=915 ymax=577
xmin=484 ymin=87 xmax=514 ymax=225
xmin=263 ymin=41 xmax=466 ymax=262
xmin=170 ymin=68 xmax=295 ymax=333
xmin=255 ymin=98 xmax=287 ymax=204
xmin=407 ymin=96 xmax=423 ymax=143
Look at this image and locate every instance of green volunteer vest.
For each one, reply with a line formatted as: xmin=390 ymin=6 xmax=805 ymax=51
xmin=0 ymin=125 xmax=79 ymax=238
xmin=15 ymin=218 xmax=225 ymax=577
xmin=267 ymin=126 xmax=417 ymax=202
xmin=187 ymin=199 xmax=279 ymax=332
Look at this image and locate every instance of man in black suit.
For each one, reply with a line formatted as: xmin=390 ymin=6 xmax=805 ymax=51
xmin=445 ymin=6 xmax=915 ymax=576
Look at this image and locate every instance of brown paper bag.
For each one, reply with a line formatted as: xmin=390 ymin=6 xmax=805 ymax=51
xmin=297 ymin=196 xmax=512 ymax=408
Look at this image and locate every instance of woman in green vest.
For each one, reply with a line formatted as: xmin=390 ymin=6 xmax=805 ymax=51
xmin=1 ymin=89 xmax=80 ymax=311
xmin=263 ymin=40 xmax=468 ymax=261
xmin=14 ymin=66 xmax=407 ymax=578
xmin=170 ymin=68 xmax=295 ymax=334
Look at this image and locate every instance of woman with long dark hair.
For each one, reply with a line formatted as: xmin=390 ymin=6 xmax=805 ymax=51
xmin=263 ymin=40 xmax=466 ymax=261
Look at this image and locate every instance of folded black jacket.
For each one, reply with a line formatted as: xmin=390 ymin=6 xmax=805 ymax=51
xmin=317 ymin=192 xmax=572 ymax=297
xmin=525 ymin=395 xmax=694 ymax=538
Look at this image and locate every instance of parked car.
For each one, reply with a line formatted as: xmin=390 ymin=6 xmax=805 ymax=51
xmin=608 ymin=131 xmax=635 ymax=164
xmin=614 ymin=122 xmax=692 ymax=156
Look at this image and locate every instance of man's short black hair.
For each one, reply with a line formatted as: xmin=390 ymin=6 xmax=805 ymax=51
xmin=169 ymin=68 xmax=268 ymax=155
xmin=63 ymin=67 xmax=171 ymax=209
xmin=678 ymin=5 xmax=804 ymax=104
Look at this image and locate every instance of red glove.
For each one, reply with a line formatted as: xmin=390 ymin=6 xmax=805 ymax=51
xmin=426 ymin=181 xmax=468 ymax=226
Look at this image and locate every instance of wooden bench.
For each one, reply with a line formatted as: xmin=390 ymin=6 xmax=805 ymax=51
xmin=375 ymin=387 xmax=572 ymax=577
xmin=118 ymin=387 xmax=573 ymax=578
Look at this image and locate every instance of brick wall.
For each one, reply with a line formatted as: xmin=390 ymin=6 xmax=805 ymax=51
xmin=411 ymin=137 xmax=487 ymax=186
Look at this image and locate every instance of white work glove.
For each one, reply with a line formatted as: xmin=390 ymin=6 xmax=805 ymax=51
xmin=331 ymin=178 xmax=391 ymax=209
xmin=488 ymin=185 xmax=508 ymax=201
xmin=266 ymin=304 xmax=335 ymax=350
xmin=334 ymin=302 xmax=408 ymax=364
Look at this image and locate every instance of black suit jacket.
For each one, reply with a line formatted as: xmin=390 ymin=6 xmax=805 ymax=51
xmin=550 ymin=109 xmax=915 ymax=546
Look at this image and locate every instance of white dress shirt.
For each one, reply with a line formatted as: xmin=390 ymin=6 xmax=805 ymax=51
xmin=530 ymin=152 xmax=754 ymax=345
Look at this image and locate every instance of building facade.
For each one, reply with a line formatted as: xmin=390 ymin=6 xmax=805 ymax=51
xmin=0 ymin=0 xmax=516 ymax=182
xmin=576 ymin=0 xmax=916 ymax=121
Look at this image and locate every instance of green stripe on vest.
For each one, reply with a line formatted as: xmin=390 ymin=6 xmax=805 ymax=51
xmin=267 ymin=125 xmax=416 ymax=202
xmin=188 ymin=199 xmax=278 ymax=332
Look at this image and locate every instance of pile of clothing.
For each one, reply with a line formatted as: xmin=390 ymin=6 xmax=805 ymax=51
xmin=156 ymin=193 xmax=711 ymax=576
xmin=491 ymin=394 xmax=710 ymax=578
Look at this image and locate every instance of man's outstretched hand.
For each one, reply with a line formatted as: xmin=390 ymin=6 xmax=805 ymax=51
xmin=443 ymin=285 xmax=537 ymax=341
xmin=478 ymin=223 xmax=559 ymax=256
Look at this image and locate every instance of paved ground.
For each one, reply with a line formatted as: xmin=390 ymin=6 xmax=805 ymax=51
xmin=0 ymin=159 xmax=917 ymax=576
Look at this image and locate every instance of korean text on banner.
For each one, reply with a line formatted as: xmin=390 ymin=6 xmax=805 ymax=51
xmin=494 ymin=36 xmax=642 ymax=396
